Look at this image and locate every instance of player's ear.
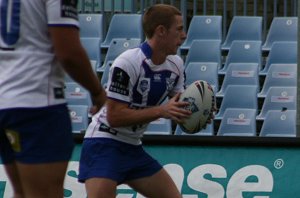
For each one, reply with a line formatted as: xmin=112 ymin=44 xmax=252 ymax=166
xmin=155 ymin=25 xmax=167 ymax=37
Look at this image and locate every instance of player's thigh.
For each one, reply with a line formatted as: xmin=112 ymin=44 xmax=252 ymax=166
xmin=126 ymin=168 xmax=182 ymax=198
xmin=85 ymin=178 xmax=118 ymax=198
xmin=16 ymin=161 xmax=69 ymax=197
xmin=4 ymin=162 xmax=23 ymax=195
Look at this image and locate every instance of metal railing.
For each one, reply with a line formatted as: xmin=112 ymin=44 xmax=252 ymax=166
xmin=78 ymin=0 xmax=298 ymax=40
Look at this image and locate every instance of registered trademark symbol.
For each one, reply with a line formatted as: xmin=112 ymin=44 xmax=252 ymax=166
xmin=274 ymin=159 xmax=284 ymax=169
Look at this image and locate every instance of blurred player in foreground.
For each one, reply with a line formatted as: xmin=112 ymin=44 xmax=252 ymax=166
xmin=0 ymin=0 xmax=106 ymax=197
xmin=78 ymin=4 xmax=192 ymax=198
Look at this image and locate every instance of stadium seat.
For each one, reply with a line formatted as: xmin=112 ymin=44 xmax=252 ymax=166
xmin=101 ymin=14 xmax=143 ymax=49
xmin=180 ymin=15 xmax=222 ymax=51
xmin=215 ymin=85 xmax=258 ymax=120
xmin=64 ymin=82 xmax=92 ymax=107
xmin=184 ymin=62 xmax=219 ymax=92
xmin=98 ymin=38 xmax=141 ymax=71
xmin=79 ymin=14 xmax=103 ymax=38
xmin=80 ymin=37 xmax=101 ymax=66
xmin=100 ymin=61 xmax=113 ymax=88
xmin=258 ymin=64 xmax=297 ymax=98
xmin=221 ymin=16 xmax=262 ymax=51
xmin=218 ymin=40 xmax=262 ymax=75
xmin=174 ymin=122 xmax=214 ymax=136
xmin=144 ymin=118 xmax=173 ymax=135
xmin=260 ymin=42 xmax=297 ymax=75
xmin=217 ymin=63 xmax=259 ymax=97
xmin=259 ymin=110 xmax=296 ymax=137
xmin=68 ymin=105 xmax=89 ymax=134
xmin=262 ymin=17 xmax=298 ymax=51
xmin=217 ymin=108 xmax=257 ymax=136
xmin=257 ymin=87 xmax=296 ymax=120
xmin=184 ymin=40 xmax=222 ymax=68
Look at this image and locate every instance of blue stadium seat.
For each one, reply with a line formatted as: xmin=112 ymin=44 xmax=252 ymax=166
xmin=100 ymin=61 xmax=113 ymax=88
xmin=217 ymin=108 xmax=257 ymax=136
xmin=98 ymin=38 xmax=141 ymax=71
xmin=259 ymin=110 xmax=296 ymax=137
xmin=174 ymin=123 xmax=214 ymax=136
xmin=219 ymin=40 xmax=262 ymax=75
xmin=80 ymin=38 xmax=101 ymax=65
xmin=101 ymin=14 xmax=143 ymax=49
xmin=184 ymin=40 xmax=222 ymax=68
xmin=144 ymin=118 xmax=173 ymax=135
xmin=258 ymin=64 xmax=297 ymax=98
xmin=65 ymin=82 xmax=92 ymax=107
xmin=79 ymin=14 xmax=103 ymax=38
xmin=217 ymin=63 xmax=259 ymax=97
xmin=215 ymin=85 xmax=258 ymax=120
xmin=180 ymin=15 xmax=222 ymax=51
xmin=262 ymin=17 xmax=298 ymax=51
xmin=221 ymin=16 xmax=262 ymax=51
xmin=68 ymin=105 xmax=89 ymax=134
xmin=260 ymin=42 xmax=297 ymax=75
xmin=184 ymin=62 xmax=219 ymax=92
xmin=257 ymin=87 xmax=296 ymax=120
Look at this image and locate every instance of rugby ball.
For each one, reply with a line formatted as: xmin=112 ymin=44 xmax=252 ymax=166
xmin=179 ymin=80 xmax=215 ymax=134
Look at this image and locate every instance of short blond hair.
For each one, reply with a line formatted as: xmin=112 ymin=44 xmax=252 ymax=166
xmin=143 ymin=4 xmax=182 ymax=39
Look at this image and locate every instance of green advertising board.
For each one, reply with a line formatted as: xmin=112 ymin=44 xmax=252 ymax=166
xmin=1 ymin=142 xmax=300 ymax=197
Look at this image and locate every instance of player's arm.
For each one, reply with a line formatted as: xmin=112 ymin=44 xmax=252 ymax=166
xmin=106 ymin=95 xmax=191 ymax=128
xmin=49 ymin=27 xmax=106 ymax=113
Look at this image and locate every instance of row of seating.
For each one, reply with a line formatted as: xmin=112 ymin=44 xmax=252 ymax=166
xmin=181 ymin=15 xmax=297 ymax=52
xmin=65 ymin=83 xmax=296 ymax=136
xmin=78 ymin=14 xmax=298 ymax=72
xmin=184 ymin=40 xmax=297 ymax=76
xmin=187 ymin=62 xmax=297 ymax=97
xmin=172 ymin=109 xmax=296 ymax=137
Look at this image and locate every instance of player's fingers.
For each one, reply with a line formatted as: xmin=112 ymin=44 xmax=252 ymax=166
xmin=89 ymin=106 xmax=100 ymax=115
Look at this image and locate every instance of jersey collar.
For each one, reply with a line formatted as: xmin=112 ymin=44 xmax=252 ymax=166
xmin=140 ymin=42 xmax=153 ymax=59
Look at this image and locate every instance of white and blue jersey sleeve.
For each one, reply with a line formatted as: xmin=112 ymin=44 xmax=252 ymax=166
xmin=47 ymin=0 xmax=79 ymax=27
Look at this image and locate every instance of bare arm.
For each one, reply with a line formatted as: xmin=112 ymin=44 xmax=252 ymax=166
xmin=49 ymin=27 xmax=106 ymax=113
xmin=106 ymin=93 xmax=191 ymax=128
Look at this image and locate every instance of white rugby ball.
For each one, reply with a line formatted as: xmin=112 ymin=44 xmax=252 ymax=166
xmin=179 ymin=80 xmax=215 ymax=134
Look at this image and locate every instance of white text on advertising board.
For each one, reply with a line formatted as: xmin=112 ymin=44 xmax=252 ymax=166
xmin=0 ymin=162 xmax=275 ymax=197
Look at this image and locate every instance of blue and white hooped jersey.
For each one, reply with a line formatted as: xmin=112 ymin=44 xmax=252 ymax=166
xmin=0 ymin=0 xmax=79 ymax=109
xmin=84 ymin=42 xmax=185 ymax=145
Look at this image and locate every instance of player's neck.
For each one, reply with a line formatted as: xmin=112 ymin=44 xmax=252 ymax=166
xmin=147 ymin=40 xmax=167 ymax=65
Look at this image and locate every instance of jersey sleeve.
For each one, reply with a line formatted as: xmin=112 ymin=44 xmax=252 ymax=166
xmin=46 ymin=0 xmax=79 ymax=28
xmin=106 ymin=54 xmax=138 ymax=103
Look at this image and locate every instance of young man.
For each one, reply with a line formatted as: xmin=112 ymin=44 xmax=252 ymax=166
xmin=0 ymin=0 xmax=106 ymax=197
xmin=78 ymin=4 xmax=192 ymax=198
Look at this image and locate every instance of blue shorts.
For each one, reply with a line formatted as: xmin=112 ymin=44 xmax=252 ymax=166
xmin=78 ymin=138 xmax=162 ymax=184
xmin=0 ymin=104 xmax=74 ymax=164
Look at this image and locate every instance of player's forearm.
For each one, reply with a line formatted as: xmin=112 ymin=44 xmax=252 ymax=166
xmin=60 ymin=50 xmax=103 ymax=96
xmin=107 ymin=104 xmax=163 ymax=128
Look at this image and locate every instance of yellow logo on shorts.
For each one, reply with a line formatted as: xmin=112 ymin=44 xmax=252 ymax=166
xmin=5 ymin=129 xmax=21 ymax=152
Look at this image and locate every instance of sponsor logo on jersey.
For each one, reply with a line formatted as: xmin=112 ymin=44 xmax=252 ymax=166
xmin=61 ymin=0 xmax=78 ymax=20
xmin=109 ymin=67 xmax=130 ymax=96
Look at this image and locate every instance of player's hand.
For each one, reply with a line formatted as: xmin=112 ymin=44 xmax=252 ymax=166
xmin=160 ymin=93 xmax=192 ymax=124
xmin=90 ymin=90 xmax=106 ymax=115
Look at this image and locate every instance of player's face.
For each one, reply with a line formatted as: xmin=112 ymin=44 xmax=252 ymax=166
xmin=165 ymin=15 xmax=186 ymax=55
